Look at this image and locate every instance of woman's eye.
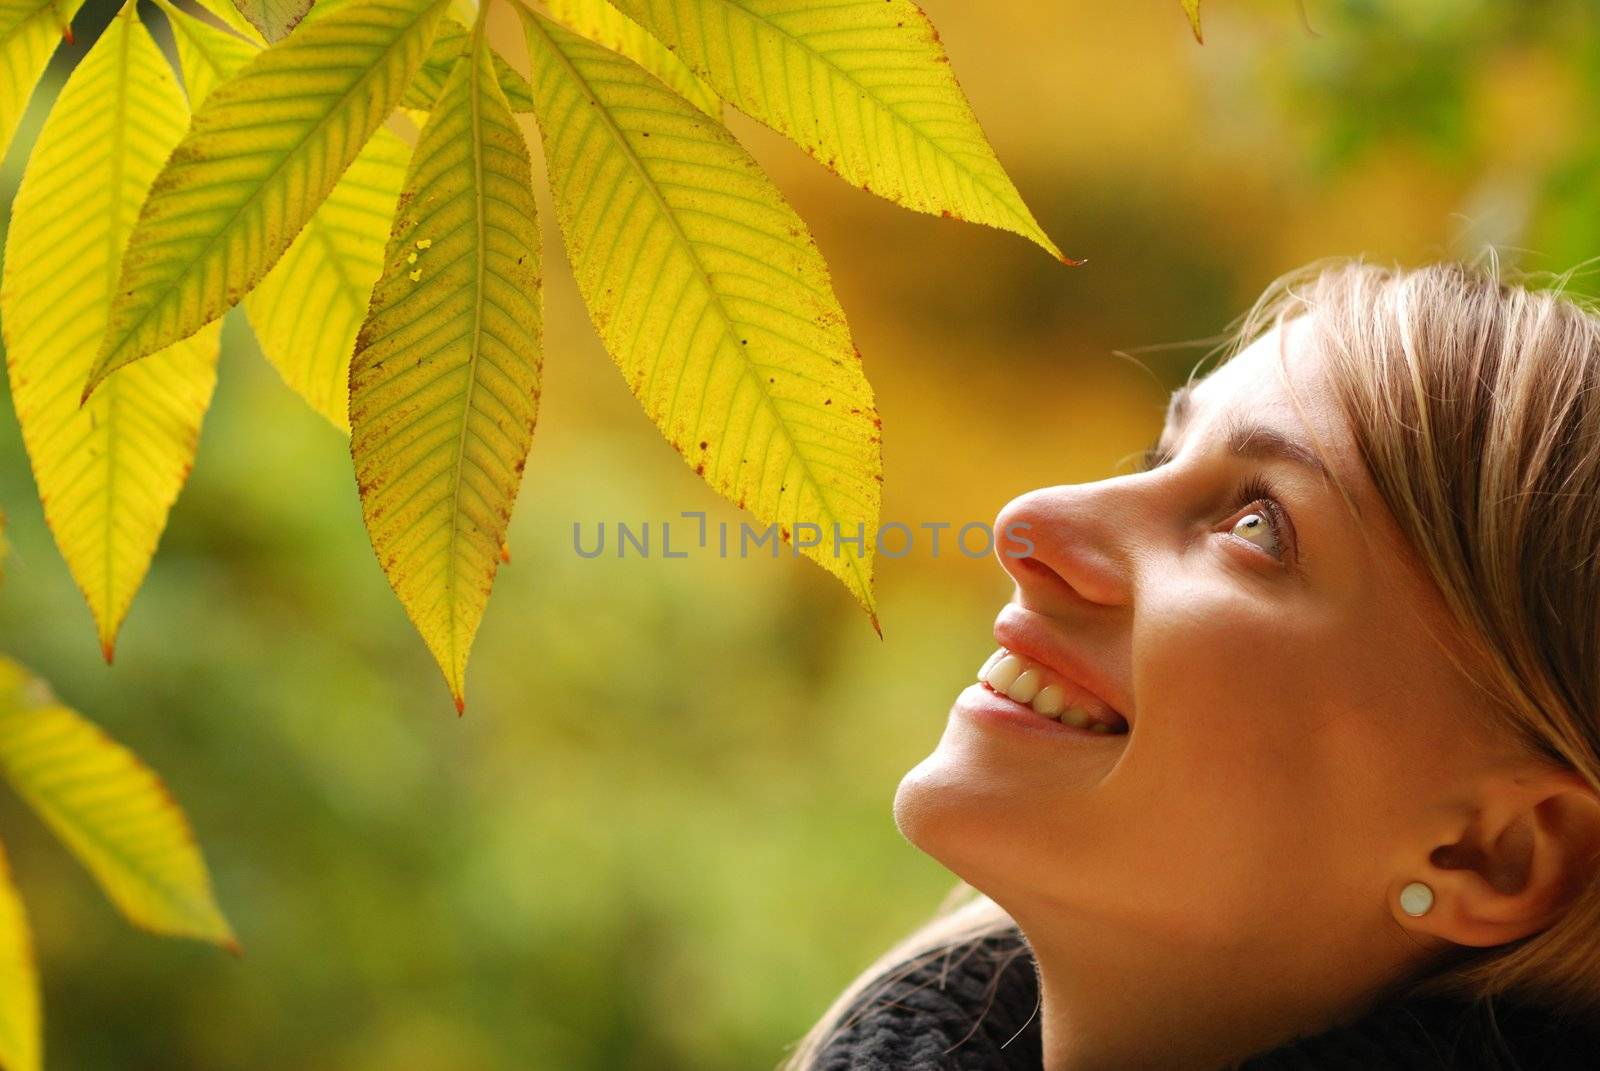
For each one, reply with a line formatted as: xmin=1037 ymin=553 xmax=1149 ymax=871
xmin=1222 ymin=476 xmax=1292 ymax=563
xmin=1138 ymin=445 xmax=1297 ymax=566
xmin=1228 ymin=508 xmax=1282 ymax=559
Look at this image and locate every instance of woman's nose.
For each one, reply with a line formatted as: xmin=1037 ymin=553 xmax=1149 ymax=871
xmin=993 ymin=483 xmax=1135 ymax=609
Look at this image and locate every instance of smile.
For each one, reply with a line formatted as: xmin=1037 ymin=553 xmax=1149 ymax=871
xmin=976 ymin=648 xmax=1130 ymax=734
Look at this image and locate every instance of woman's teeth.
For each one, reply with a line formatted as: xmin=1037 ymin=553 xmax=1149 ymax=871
xmin=976 ymin=648 xmax=1128 ymax=734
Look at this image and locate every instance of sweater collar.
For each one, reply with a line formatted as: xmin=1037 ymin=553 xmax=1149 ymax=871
xmin=809 ymin=926 xmax=1600 ymax=1070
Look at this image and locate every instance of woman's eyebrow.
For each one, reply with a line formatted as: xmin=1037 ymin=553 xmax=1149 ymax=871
xmin=1147 ymin=383 xmax=1355 ymax=514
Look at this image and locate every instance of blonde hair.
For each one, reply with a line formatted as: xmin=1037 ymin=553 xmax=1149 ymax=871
xmin=779 ymin=258 xmax=1600 ymax=1069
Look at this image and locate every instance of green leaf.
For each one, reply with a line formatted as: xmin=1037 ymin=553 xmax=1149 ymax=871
xmin=404 ymin=15 xmax=534 ymax=112
xmin=349 ymin=11 xmax=542 ymax=712
xmin=230 ymin=0 xmax=312 ymax=42
xmin=0 ymin=659 xmax=235 ymax=949
xmin=0 ymin=0 xmax=87 ymax=163
xmin=545 ymin=0 xmax=719 ymax=117
xmin=1181 ymin=0 xmax=1203 ymax=43
xmin=154 ymin=0 xmax=258 ymax=106
xmin=517 ymin=7 xmax=882 ymax=627
xmin=608 ymin=0 xmax=1067 ymax=262
xmin=1 ymin=3 xmax=221 ymax=661
xmin=83 ymin=0 xmax=453 ymax=399
xmin=0 ymin=838 xmax=38 ymax=1071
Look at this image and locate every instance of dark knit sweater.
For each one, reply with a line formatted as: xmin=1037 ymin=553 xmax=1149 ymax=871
xmin=809 ymin=926 xmax=1600 ymax=1070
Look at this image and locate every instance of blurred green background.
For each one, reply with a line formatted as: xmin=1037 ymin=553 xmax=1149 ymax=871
xmin=1 ymin=0 xmax=1596 ymax=1067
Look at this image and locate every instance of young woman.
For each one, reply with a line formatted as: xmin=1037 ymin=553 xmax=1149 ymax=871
xmin=784 ymin=261 xmax=1600 ymax=1070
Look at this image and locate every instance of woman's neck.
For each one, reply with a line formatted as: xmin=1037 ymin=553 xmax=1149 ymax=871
xmin=1017 ymin=910 xmax=1407 ymax=1071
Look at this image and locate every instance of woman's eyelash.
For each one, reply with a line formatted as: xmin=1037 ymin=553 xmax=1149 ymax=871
xmin=1136 ymin=445 xmax=1293 ymax=560
xmin=1228 ymin=474 xmax=1290 ymax=557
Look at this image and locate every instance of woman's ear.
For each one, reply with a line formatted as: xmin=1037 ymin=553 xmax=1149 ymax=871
xmin=1395 ymin=765 xmax=1600 ymax=947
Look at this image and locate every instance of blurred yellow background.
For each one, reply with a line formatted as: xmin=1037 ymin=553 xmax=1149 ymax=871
xmin=1 ymin=0 xmax=1595 ymax=1067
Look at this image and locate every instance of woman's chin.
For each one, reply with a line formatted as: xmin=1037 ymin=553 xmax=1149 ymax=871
xmin=891 ymin=752 xmax=942 ymax=846
xmin=893 ymin=755 xmax=987 ymax=882
xmin=892 ymin=745 xmax=1040 ymax=867
xmin=891 ymin=698 xmax=1122 ymax=879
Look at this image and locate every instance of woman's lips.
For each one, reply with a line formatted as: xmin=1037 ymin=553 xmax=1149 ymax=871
xmin=954 ymin=682 xmax=1126 ymax=742
xmin=992 ymin=603 xmax=1133 ymax=729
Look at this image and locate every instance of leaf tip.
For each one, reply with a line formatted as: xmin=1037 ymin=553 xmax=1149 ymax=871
xmin=453 ymin=693 xmax=466 ymax=717
xmin=1024 ymin=226 xmax=1075 ymax=266
xmin=1060 ymin=253 xmax=1087 ymax=267
xmin=100 ymin=640 xmax=116 ymax=666
xmin=79 ymin=359 xmax=114 ymax=406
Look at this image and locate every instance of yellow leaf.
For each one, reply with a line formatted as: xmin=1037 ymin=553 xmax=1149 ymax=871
xmin=0 ymin=0 xmax=88 ymax=163
xmin=153 ymin=0 xmax=258 ymax=107
xmin=0 ymin=839 xmax=39 ymax=1071
xmin=1181 ymin=0 xmax=1203 ymax=43
xmin=194 ymin=0 xmax=267 ymax=44
xmin=83 ymin=0 xmax=453 ymax=398
xmin=155 ymin=0 xmax=412 ymax=431
xmin=608 ymin=0 xmax=1069 ymax=262
xmin=248 ymin=129 xmax=412 ymax=431
xmin=349 ymin=9 xmax=542 ymax=712
xmin=1 ymin=3 xmax=221 ymax=661
xmin=404 ymin=15 xmax=535 ymax=112
xmin=0 ymin=659 xmax=235 ymax=949
xmin=544 ymin=0 xmax=719 ymax=117
xmin=517 ymin=7 xmax=882 ymax=628
xmin=229 ymin=0 xmax=312 ymax=43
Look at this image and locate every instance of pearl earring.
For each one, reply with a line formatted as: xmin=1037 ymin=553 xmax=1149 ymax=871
xmin=1400 ymin=882 xmax=1434 ymax=917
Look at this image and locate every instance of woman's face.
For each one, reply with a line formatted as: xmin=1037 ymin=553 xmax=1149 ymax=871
xmin=895 ymin=318 xmax=1524 ymax=961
